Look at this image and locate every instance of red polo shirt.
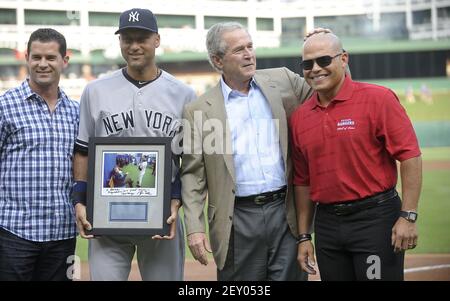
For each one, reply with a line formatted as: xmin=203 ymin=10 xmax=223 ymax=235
xmin=290 ymin=76 xmax=421 ymax=203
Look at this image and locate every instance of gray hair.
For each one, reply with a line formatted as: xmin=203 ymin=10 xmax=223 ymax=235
xmin=206 ymin=22 xmax=249 ymax=72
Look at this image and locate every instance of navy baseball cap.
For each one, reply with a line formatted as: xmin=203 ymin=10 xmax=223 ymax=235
xmin=115 ymin=8 xmax=158 ymax=34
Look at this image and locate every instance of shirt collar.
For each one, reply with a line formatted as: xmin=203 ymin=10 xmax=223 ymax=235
xmin=220 ymin=76 xmax=257 ymax=104
xmin=22 ymin=78 xmax=70 ymax=104
xmin=21 ymin=79 xmax=35 ymax=100
xmin=310 ymin=75 xmax=355 ymax=110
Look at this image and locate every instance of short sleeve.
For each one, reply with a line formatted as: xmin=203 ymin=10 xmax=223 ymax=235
xmin=376 ymin=89 xmax=421 ymax=162
xmin=289 ymin=110 xmax=310 ymax=186
xmin=74 ymin=85 xmax=94 ymax=154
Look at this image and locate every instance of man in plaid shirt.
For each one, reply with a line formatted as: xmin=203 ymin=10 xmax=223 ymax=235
xmin=0 ymin=28 xmax=79 ymax=281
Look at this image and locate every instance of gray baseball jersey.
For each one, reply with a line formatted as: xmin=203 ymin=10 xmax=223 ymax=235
xmin=75 ymin=68 xmax=195 ymax=281
xmin=75 ymin=69 xmax=196 ymax=180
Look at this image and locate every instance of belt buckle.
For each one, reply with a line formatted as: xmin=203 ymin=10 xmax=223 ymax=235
xmin=254 ymin=195 xmax=266 ymax=205
xmin=334 ymin=203 xmax=349 ymax=216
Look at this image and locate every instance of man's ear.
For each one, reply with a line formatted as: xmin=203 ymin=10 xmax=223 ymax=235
xmin=342 ymin=52 xmax=351 ymax=78
xmin=341 ymin=51 xmax=349 ymax=63
xmin=63 ymin=55 xmax=70 ymax=68
xmin=154 ymin=33 xmax=161 ymax=48
xmin=212 ymin=55 xmax=223 ymax=70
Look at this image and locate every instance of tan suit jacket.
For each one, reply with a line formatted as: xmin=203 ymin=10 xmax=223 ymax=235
xmin=181 ymin=67 xmax=312 ymax=270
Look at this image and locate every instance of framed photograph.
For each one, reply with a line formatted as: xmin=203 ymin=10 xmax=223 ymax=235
xmin=86 ymin=137 xmax=172 ymax=236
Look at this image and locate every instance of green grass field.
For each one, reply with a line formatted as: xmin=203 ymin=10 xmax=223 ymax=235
xmin=366 ymin=78 xmax=450 ymax=122
xmin=400 ymin=92 xmax=450 ymax=122
xmin=367 ymin=77 xmax=450 ymax=93
xmin=121 ymin=164 xmax=156 ymax=188
xmin=410 ymin=147 xmax=450 ymax=253
xmin=420 ymin=146 xmax=450 ymax=161
xmin=412 ymin=169 xmax=450 ymax=253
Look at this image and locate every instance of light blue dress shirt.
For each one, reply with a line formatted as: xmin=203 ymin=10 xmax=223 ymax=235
xmin=220 ymin=77 xmax=286 ymax=197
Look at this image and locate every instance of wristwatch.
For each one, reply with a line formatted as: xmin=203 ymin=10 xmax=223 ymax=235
xmin=400 ymin=210 xmax=418 ymax=223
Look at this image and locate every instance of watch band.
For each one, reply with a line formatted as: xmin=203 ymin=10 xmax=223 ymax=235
xmin=296 ymin=233 xmax=312 ymax=244
xmin=400 ymin=210 xmax=418 ymax=223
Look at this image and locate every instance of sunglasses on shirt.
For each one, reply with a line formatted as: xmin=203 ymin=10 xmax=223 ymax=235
xmin=300 ymin=51 xmax=344 ymax=70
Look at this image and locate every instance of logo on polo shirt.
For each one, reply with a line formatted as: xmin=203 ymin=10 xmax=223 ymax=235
xmin=337 ymin=118 xmax=356 ymax=131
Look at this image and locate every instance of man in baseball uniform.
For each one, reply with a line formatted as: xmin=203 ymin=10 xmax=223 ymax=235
xmin=137 ymin=155 xmax=148 ymax=187
xmin=71 ymin=8 xmax=196 ymax=280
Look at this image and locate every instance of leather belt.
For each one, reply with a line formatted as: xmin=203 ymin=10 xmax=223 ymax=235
xmin=235 ymin=186 xmax=287 ymax=205
xmin=319 ymin=188 xmax=398 ymax=216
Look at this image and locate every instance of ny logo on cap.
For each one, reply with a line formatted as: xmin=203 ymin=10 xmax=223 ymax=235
xmin=129 ymin=11 xmax=140 ymax=22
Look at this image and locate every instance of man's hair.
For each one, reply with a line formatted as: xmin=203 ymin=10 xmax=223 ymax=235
xmin=27 ymin=28 xmax=67 ymax=57
xmin=206 ymin=22 xmax=249 ymax=72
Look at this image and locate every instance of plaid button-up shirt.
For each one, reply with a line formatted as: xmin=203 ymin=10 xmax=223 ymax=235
xmin=0 ymin=80 xmax=79 ymax=242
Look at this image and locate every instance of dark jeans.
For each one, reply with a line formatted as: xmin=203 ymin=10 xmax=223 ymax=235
xmin=315 ymin=194 xmax=404 ymax=281
xmin=0 ymin=228 xmax=76 ymax=281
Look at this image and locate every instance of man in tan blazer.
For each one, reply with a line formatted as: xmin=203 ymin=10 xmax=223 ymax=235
xmin=181 ymin=22 xmax=313 ymax=280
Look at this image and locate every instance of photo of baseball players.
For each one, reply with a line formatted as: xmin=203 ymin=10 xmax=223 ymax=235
xmin=102 ymin=152 xmax=157 ymax=196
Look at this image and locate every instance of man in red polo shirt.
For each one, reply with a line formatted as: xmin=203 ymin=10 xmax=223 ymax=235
xmin=290 ymin=32 xmax=422 ymax=281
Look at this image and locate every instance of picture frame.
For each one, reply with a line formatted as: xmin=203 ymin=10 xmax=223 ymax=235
xmin=86 ymin=137 xmax=172 ymax=236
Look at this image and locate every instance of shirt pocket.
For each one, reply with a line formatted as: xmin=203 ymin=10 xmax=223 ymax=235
xmin=10 ymin=124 xmax=45 ymax=151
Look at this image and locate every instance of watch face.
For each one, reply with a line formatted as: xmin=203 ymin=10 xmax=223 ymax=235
xmin=409 ymin=212 xmax=418 ymax=221
xmin=401 ymin=211 xmax=418 ymax=222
